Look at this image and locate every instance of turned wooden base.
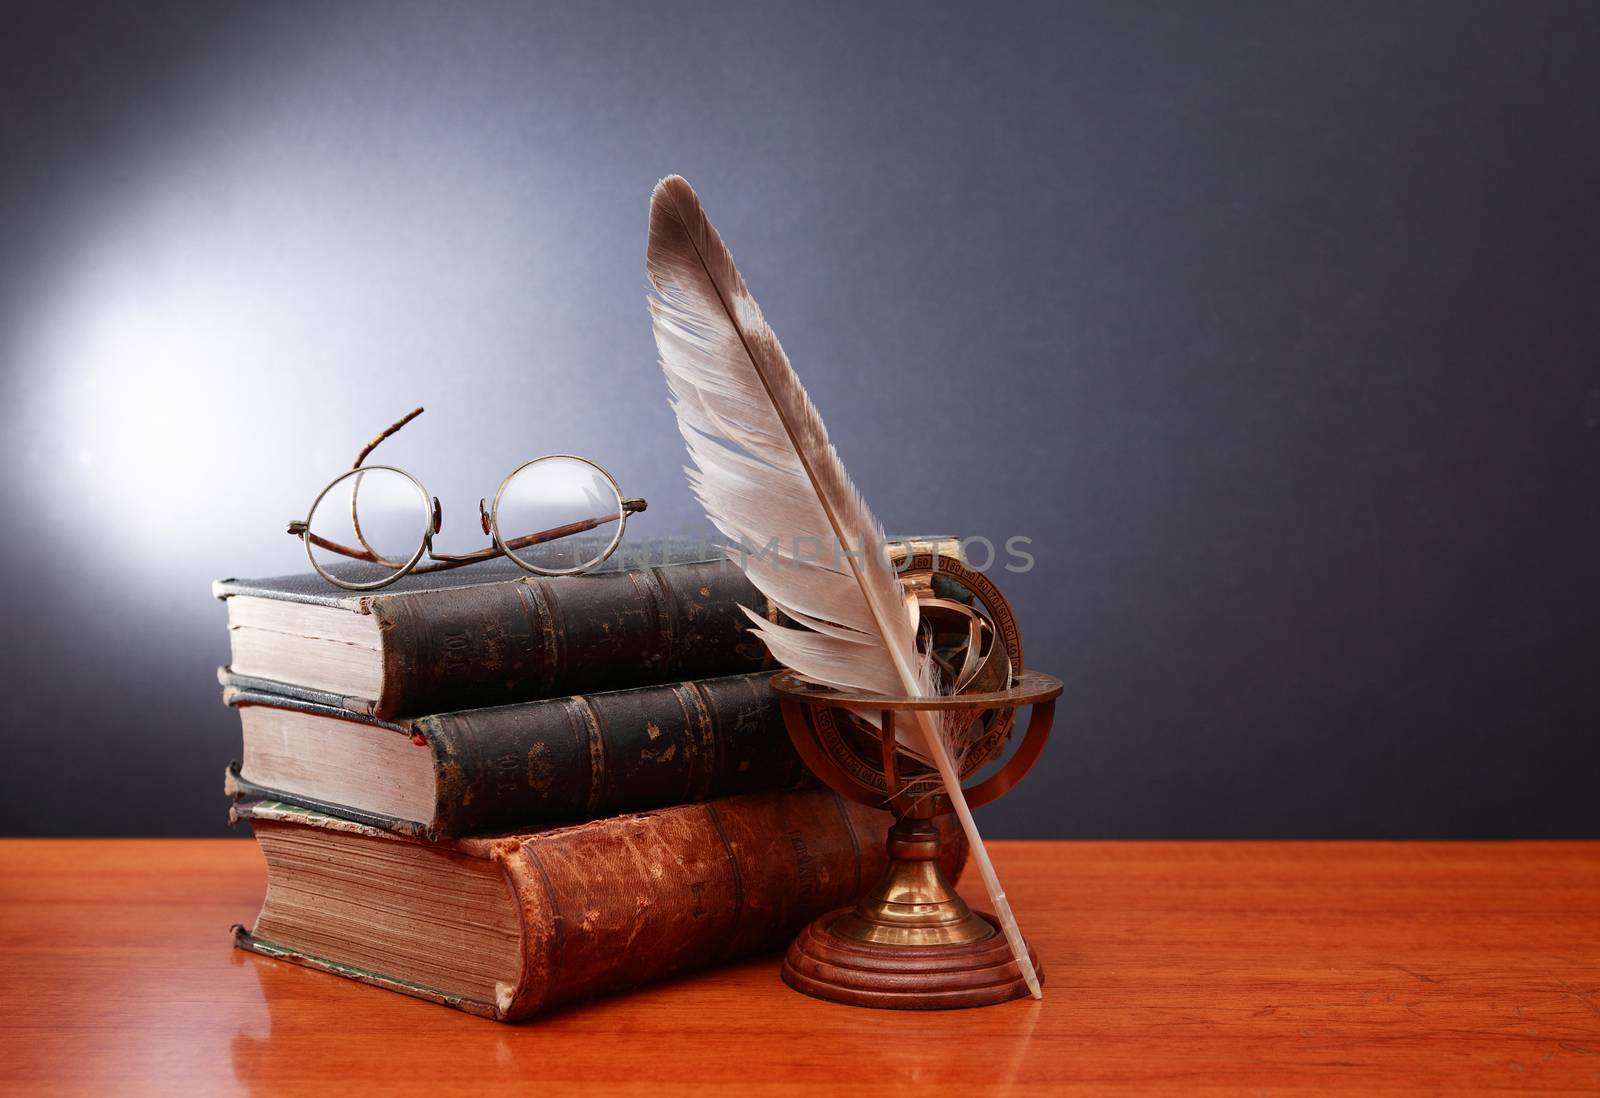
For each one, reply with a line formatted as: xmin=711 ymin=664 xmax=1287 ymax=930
xmin=781 ymin=910 xmax=1043 ymax=1009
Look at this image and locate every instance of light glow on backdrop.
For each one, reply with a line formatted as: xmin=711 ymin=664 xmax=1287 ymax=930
xmin=34 ymin=280 xmax=238 ymax=561
xmin=2 ymin=5 xmax=712 ymax=601
xmin=0 ymin=0 xmax=1073 ymax=839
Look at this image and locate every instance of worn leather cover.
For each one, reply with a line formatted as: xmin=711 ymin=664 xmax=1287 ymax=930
xmin=216 ymin=668 xmax=384 ymax=718
xmin=213 ymin=537 xmax=723 ymax=607
xmin=232 ymin=792 xmax=969 ymax=1021
xmin=223 ymin=669 xmax=806 ymax=839
xmin=372 ymin=557 xmax=772 ymax=719
xmin=214 ymin=536 xmax=954 ymax=719
xmin=220 ymin=555 xmax=772 ymax=719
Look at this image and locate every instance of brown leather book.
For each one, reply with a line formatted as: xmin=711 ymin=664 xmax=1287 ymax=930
xmin=232 ymin=792 xmax=966 ymax=1021
xmin=221 ymin=669 xmax=806 ymax=840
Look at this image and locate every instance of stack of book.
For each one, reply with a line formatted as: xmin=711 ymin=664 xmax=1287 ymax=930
xmin=217 ymin=542 xmax=963 ymax=1021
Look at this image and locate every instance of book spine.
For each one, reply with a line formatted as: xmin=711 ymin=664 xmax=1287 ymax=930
xmin=369 ymin=559 xmax=771 ymax=719
xmin=475 ymin=790 xmax=968 ymax=1020
xmin=420 ymin=671 xmax=807 ymax=837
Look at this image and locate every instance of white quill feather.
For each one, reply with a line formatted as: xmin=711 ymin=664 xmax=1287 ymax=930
xmin=645 ymin=175 xmax=1040 ymax=998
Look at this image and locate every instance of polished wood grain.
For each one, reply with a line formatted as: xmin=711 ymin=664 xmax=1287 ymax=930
xmin=1 ymin=840 xmax=1597 ymax=1096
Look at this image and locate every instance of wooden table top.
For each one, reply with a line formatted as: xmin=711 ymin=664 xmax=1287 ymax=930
xmin=1 ymin=839 xmax=1597 ymax=1096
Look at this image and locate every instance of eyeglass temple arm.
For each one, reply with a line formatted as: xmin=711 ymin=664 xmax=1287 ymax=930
xmin=354 ymin=407 xmax=425 ymax=469
xmin=347 ymin=408 xmax=427 ymax=560
xmin=286 ymin=504 xmax=642 ymax=575
xmin=283 ymin=524 xmax=407 ymax=568
xmin=423 ymin=498 xmax=647 ymax=568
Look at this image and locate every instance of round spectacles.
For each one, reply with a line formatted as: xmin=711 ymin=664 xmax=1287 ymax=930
xmin=286 ymin=409 xmax=646 ymax=591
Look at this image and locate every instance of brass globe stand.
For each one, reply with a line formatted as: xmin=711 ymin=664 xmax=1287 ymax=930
xmin=773 ymin=667 xmax=1063 ymax=1009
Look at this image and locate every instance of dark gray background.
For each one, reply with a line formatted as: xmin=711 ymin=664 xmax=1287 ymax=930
xmin=2 ymin=1 xmax=1595 ymax=838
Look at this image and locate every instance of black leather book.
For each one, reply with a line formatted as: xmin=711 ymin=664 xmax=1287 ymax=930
xmin=214 ymin=540 xmax=772 ymax=721
xmin=221 ymin=668 xmax=807 ymax=840
xmin=214 ymin=536 xmax=951 ymax=721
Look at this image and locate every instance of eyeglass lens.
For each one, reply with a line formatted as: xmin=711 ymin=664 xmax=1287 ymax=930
xmin=494 ymin=456 xmax=625 ymax=574
xmin=307 ymin=467 xmax=432 ymax=586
